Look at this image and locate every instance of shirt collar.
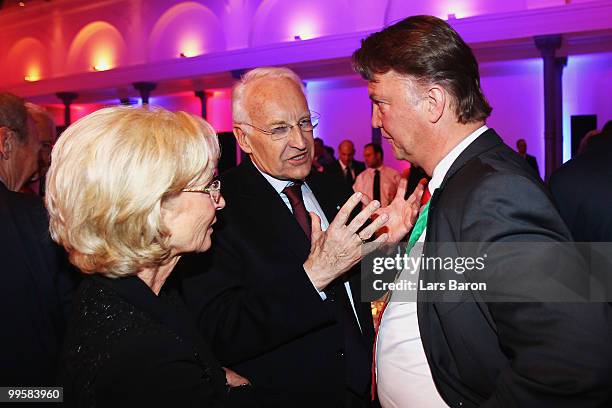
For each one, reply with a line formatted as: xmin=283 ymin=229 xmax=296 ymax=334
xmin=429 ymin=125 xmax=488 ymax=194
xmin=252 ymin=160 xmax=308 ymax=194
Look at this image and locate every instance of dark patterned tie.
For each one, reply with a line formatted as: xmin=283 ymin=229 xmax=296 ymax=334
xmin=282 ymin=182 xmax=312 ymax=239
xmin=345 ymin=166 xmax=354 ymax=186
xmin=373 ymin=169 xmax=381 ymax=202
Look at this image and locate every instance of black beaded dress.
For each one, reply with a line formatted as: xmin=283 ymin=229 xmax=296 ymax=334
xmin=58 ymin=274 xmax=256 ymax=407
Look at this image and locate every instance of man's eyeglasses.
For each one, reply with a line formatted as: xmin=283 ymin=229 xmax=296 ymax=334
xmin=235 ymin=112 xmax=320 ymax=141
xmin=182 ymin=179 xmax=222 ymax=204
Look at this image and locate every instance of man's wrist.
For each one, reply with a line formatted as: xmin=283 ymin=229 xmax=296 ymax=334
xmin=303 ymin=261 xmax=329 ymax=292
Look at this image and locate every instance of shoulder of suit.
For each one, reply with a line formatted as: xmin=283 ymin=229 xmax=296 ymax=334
xmin=447 ymin=157 xmax=546 ymax=205
xmin=218 ymin=163 xmax=252 ymax=197
xmin=0 ymin=188 xmax=47 ymax=223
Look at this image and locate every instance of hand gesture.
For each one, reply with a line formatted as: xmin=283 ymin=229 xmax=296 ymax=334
xmin=304 ymin=192 xmax=390 ymax=291
xmin=374 ymin=178 xmax=426 ymax=243
xmin=223 ymin=367 xmax=251 ymax=387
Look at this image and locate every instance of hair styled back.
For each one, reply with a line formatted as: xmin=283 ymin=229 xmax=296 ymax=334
xmin=46 ymin=106 xmax=220 ymax=278
xmin=352 ymin=15 xmax=492 ymax=124
xmin=232 ymin=67 xmax=304 ymax=124
xmin=0 ymin=92 xmax=28 ymax=143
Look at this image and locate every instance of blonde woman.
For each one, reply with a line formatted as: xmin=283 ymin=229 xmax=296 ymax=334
xmin=47 ymin=106 xmax=257 ymax=407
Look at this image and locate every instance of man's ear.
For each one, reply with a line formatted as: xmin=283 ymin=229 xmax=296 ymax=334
xmin=0 ymin=129 xmax=13 ymax=160
xmin=234 ymin=126 xmax=253 ymax=154
xmin=425 ymin=85 xmax=446 ymax=124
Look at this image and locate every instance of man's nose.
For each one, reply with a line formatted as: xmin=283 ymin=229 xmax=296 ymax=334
xmin=372 ymin=105 xmax=382 ymax=128
xmin=288 ymin=125 xmax=307 ymax=149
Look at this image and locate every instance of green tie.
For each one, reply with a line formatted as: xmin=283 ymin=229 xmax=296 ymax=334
xmin=406 ymin=201 xmax=430 ymax=254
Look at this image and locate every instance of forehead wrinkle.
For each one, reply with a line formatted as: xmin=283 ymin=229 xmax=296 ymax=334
xmin=246 ymin=78 xmax=309 ymax=126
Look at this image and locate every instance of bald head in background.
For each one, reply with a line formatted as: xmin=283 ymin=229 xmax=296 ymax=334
xmin=324 ymin=139 xmax=365 ymax=189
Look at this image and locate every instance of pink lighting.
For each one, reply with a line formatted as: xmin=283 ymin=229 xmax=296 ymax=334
xmin=178 ymin=35 xmax=203 ymax=58
xmin=92 ymin=60 xmax=112 ymax=72
xmin=291 ymin=18 xmax=318 ymax=41
xmin=67 ymin=21 xmax=126 ymax=74
xmin=149 ymin=2 xmax=224 ymax=61
xmin=6 ymin=37 xmax=48 ymax=85
xmin=24 ymin=63 xmax=41 ymax=82
xmin=24 ymin=74 xmax=40 ymax=82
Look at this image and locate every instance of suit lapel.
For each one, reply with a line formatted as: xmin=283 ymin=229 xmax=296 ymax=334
xmin=235 ymin=160 xmax=311 ymax=261
xmin=305 ymin=172 xmax=344 ymax=223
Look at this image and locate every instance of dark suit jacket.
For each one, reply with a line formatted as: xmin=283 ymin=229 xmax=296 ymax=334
xmin=0 ymin=181 xmax=76 ymax=386
xmin=418 ymin=129 xmax=612 ymax=407
xmin=179 ymin=159 xmax=375 ymax=407
xmin=524 ymin=153 xmax=539 ymax=177
xmin=59 ymin=275 xmax=257 ymax=407
xmin=324 ymin=159 xmax=365 ymax=188
xmin=549 ymin=137 xmax=612 ymax=242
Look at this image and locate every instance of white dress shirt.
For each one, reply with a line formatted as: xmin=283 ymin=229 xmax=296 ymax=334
xmin=339 ymin=160 xmax=356 ymax=181
xmin=255 ymin=165 xmax=362 ymax=330
xmin=353 ymin=165 xmax=401 ymax=207
xmin=376 ymin=125 xmax=489 ymax=408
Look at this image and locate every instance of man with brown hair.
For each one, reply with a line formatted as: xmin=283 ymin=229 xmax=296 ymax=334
xmin=353 ymin=15 xmax=612 ymax=407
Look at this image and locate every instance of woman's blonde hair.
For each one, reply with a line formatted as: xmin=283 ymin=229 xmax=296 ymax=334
xmin=46 ymin=106 xmax=220 ymax=277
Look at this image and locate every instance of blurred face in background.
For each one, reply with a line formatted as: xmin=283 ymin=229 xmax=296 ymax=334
xmin=13 ymin=116 xmax=42 ymax=188
xmin=363 ymin=145 xmax=382 ymax=169
xmin=338 ymin=140 xmax=355 ymax=167
xmin=516 ymin=139 xmax=527 ymax=155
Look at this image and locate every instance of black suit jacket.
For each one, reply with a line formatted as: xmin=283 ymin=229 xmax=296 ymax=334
xmin=59 ymin=275 xmax=257 ymax=407
xmin=0 ymin=181 xmax=76 ymax=386
xmin=524 ymin=153 xmax=539 ymax=176
xmin=549 ymin=137 xmax=612 ymax=242
xmin=324 ymin=159 xmax=365 ymax=187
xmin=418 ymin=129 xmax=612 ymax=407
xmin=179 ymin=159 xmax=375 ymax=407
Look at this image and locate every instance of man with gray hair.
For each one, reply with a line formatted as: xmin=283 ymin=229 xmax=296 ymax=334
xmin=23 ymin=102 xmax=57 ymax=195
xmin=0 ymin=93 xmax=40 ymax=192
xmin=0 ymin=92 xmax=75 ymax=386
xmin=181 ymin=67 xmax=394 ymax=407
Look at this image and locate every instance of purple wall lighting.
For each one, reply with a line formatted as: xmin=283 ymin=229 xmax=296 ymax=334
xmin=480 ymin=58 xmax=545 ymax=177
xmin=562 ymin=52 xmax=612 ymax=162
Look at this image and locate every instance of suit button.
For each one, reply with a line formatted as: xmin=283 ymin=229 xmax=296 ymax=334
xmin=337 ymin=349 xmax=344 ymax=357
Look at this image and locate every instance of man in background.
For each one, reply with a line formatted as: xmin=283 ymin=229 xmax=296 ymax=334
xmin=22 ymin=103 xmax=57 ymax=196
xmin=353 ymin=143 xmax=400 ymax=207
xmin=0 ymin=92 xmax=75 ymax=386
xmin=516 ymin=138 xmax=539 ymax=176
xmin=550 ymin=120 xmax=612 ymax=242
xmin=324 ymin=139 xmax=366 ymax=190
xmin=312 ymin=137 xmax=335 ymax=172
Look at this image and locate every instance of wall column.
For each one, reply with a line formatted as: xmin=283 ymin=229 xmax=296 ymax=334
xmin=55 ymin=92 xmax=78 ymax=127
xmin=535 ymin=35 xmax=566 ymax=180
